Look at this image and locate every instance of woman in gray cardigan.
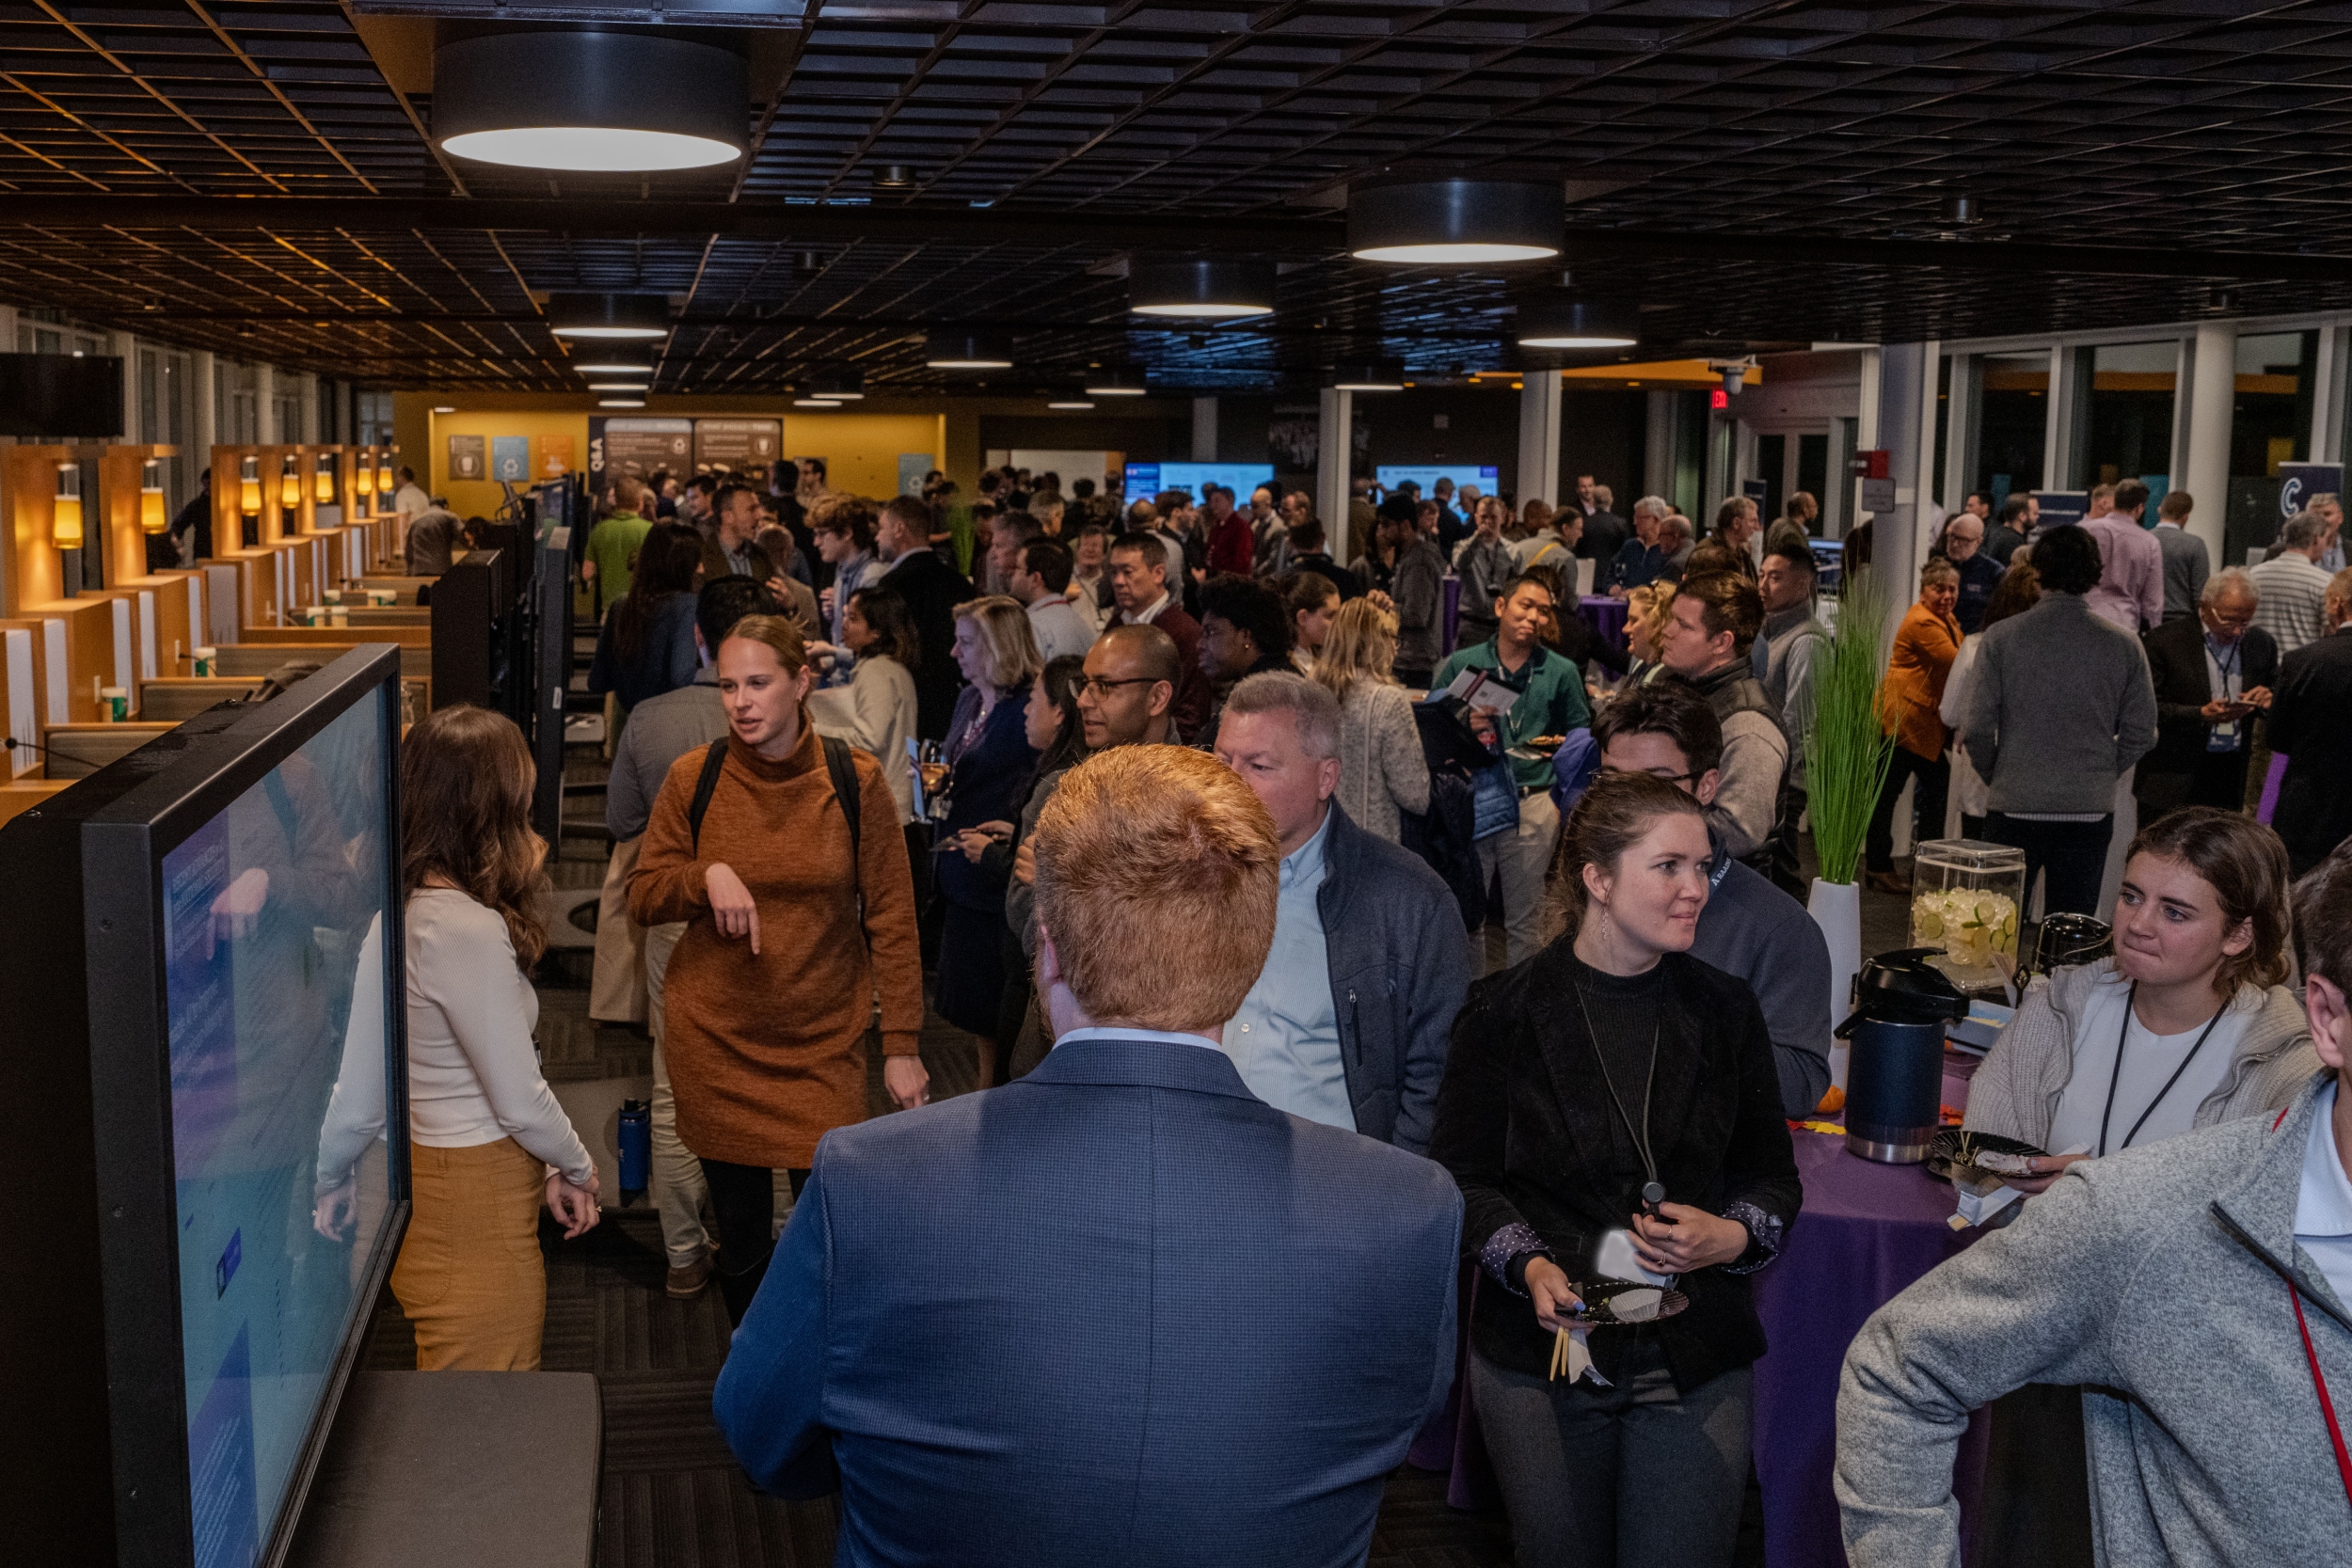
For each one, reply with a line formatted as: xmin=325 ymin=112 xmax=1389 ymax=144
xmin=1309 ymin=597 xmax=1430 ymax=842
xmin=1960 ymin=805 xmax=2315 ymax=1567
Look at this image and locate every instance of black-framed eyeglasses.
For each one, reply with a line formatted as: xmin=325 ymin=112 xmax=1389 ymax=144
xmin=1078 ymin=675 xmax=1159 ymax=697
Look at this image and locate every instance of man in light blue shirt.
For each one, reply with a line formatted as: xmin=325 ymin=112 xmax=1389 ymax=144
xmin=809 ymin=504 xmax=876 ymax=687
xmin=1212 ymin=672 xmax=1471 ymax=1152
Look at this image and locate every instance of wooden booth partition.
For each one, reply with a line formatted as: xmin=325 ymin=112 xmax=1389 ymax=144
xmin=1 ymin=446 xmax=139 ymax=723
xmin=207 ymin=444 xmax=281 ymax=630
xmin=95 ymin=443 xmax=209 ymax=693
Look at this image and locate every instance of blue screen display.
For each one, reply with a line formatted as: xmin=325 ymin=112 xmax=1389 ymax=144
xmin=1122 ymin=462 xmax=1275 ymax=501
xmin=165 ymin=695 xmax=392 ymax=1568
xmin=1374 ymin=465 xmax=1499 ymax=495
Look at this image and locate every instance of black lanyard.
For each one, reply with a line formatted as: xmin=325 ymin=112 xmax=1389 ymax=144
xmin=2096 ymin=983 xmax=2228 ymax=1155
xmin=2209 ymin=636 xmax=2242 ymax=690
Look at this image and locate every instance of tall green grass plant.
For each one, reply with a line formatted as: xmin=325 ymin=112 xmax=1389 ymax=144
xmin=1804 ymin=573 xmax=1896 ymax=886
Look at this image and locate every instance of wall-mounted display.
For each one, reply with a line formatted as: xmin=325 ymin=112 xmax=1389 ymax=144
xmin=589 ymin=417 xmax=692 ymax=480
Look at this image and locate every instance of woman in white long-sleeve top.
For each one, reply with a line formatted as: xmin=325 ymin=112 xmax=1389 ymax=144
xmin=808 ymin=583 xmax=922 ymax=823
xmin=313 ymin=705 xmax=599 ymax=1370
xmin=1311 ymin=596 xmax=1431 ymax=842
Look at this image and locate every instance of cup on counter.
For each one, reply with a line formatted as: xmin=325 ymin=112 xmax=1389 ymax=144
xmin=369 ymin=588 xmax=396 ymax=607
xmin=193 ymin=646 xmax=215 ymax=677
xmin=324 ymin=588 xmax=343 ymax=605
xmin=329 ymin=605 xmax=349 ymax=626
xmin=102 ymin=687 xmax=128 ymax=722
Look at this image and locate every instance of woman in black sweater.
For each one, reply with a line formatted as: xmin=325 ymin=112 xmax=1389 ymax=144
xmin=1429 ymin=770 xmax=1800 ymax=1568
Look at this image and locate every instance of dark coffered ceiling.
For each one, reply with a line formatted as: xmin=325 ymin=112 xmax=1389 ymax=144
xmin=6 ymin=0 xmax=2352 ymax=392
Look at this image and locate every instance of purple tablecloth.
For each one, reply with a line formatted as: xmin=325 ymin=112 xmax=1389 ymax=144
xmin=1424 ymin=1054 xmax=1989 ymax=1565
xmin=1752 ymin=1067 xmax=1989 ymax=1568
xmin=1577 ymin=594 xmax=1629 ymax=651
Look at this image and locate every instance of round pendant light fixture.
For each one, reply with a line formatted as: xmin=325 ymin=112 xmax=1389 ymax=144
xmin=793 ymin=397 xmax=842 ymax=408
xmin=548 ymin=293 xmax=672 ymax=341
xmin=572 ymin=350 xmax=655 ymax=375
xmin=805 ymin=370 xmax=866 ymax=401
xmin=925 ymin=331 xmax=1013 ymax=370
xmin=1083 ymin=366 xmax=1150 ymax=397
xmin=1128 ymin=258 xmax=1278 ymax=319
xmin=1047 ymin=398 xmax=1096 ymax=410
xmin=1331 ymin=362 xmax=1406 ymax=392
xmin=1516 ymin=295 xmax=1640 ymax=351
xmin=434 ymin=31 xmax=747 ymax=172
xmin=588 ymin=381 xmax=649 ymax=392
xmin=1348 ymin=177 xmax=1564 ymax=265
xmin=598 ymin=398 xmax=646 ymax=408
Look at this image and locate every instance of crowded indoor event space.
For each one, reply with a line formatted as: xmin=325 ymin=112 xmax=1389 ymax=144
xmin=10 ymin=2 xmax=2352 ymax=1566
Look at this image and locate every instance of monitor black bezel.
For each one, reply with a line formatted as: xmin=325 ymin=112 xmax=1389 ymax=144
xmin=78 ymin=643 xmax=410 ymax=1568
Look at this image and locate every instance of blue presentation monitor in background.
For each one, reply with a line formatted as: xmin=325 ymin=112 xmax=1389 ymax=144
xmin=1122 ymin=462 xmax=1275 ymax=502
xmin=1375 ymin=465 xmax=1500 ymax=496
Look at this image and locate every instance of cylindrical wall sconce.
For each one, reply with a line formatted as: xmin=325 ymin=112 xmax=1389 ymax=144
xmin=314 ymin=451 xmax=337 ymax=505
xmin=240 ymin=455 xmax=262 ymax=516
xmin=140 ymin=458 xmax=167 ymax=534
xmin=52 ymin=463 xmax=83 ymax=549
xmin=278 ymin=454 xmax=301 ymax=510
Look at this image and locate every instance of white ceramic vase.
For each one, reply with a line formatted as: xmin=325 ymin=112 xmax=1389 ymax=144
xmin=1808 ymin=877 xmax=1863 ymax=1090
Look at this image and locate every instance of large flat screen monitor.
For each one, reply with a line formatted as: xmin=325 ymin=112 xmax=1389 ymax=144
xmin=1122 ymin=462 xmax=1274 ymax=502
xmin=0 ymin=645 xmax=408 ymax=1568
xmin=1375 ymin=464 xmax=1500 ymax=495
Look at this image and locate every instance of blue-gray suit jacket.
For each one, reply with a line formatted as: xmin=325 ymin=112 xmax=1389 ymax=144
xmin=713 ymin=1036 xmax=1464 ymax=1568
xmin=1317 ymin=800 xmax=1472 ymax=1154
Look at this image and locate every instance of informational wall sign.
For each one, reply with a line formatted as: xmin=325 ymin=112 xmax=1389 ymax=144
xmin=538 ymin=435 xmax=574 ymax=479
xmin=694 ymin=419 xmax=779 ymax=472
xmin=490 ymin=436 xmax=529 ymax=483
xmin=2278 ymin=462 xmax=2343 ymax=523
xmin=591 ymin=417 xmax=693 ymax=480
xmin=446 ymin=434 xmax=485 ymax=482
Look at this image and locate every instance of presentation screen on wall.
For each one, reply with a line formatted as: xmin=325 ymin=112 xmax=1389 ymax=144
xmin=1375 ymin=465 xmax=1500 ymax=495
xmin=1122 ymin=462 xmax=1276 ymax=502
xmin=164 ymin=695 xmax=393 ymax=1568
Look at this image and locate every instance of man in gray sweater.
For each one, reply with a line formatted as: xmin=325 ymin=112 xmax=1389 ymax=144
xmin=1962 ymin=523 xmax=2156 ymax=916
xmin=1837 ymin=863 xmax=2352 ymax=1568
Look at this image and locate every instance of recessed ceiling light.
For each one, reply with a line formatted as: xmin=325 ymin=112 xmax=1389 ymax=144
xmin=433 ymin=405 xmax=456 ymax=414
xmin=1084 ymin=367 xmax=1149 ymax=396
xmin=1129 ymin=259 xmax=1277 ymax=319
xmin=548 ymin=292 xmax=671 ymax=341
xmin=1349 ymin=177 xmax=1565 ymax=265
xmin=1047 ymin=399 xmax=1096 ymax=409
xmin=434 ymin=33 xmax=747 ymax=173
xmin=598 ymin=398 xmax=646 ymax=408
xmin=1331 ymin=363 xmax=1406 ymax=392
xmin=1517 ymin=295 xmax=1640 ymax=350
xmin=794 ymin=398 xmax=842 ymax=408
xmin=925 ymin=330 xmax=1013 ymax=370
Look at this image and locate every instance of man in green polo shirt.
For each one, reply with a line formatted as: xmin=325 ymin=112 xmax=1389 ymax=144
xmin=583 ymin=474 xmax=655 ymax=615
xmin=1432 ymin=571 xmax=1592 ymax=967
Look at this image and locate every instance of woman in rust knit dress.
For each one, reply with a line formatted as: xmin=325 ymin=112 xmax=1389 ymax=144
xmin=629 ymin=613 xmax=928 ymax=1323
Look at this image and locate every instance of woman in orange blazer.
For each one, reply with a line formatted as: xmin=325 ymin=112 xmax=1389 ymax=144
xmin=1866 ymin=558 xmax=1963 ymax=893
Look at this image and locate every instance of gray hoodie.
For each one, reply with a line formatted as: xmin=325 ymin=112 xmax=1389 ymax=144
xmin=1838 ymin=1069 xmax=2352 ymax=1567
xmin=1964 ymin=958 xmax=2319 ymax=1148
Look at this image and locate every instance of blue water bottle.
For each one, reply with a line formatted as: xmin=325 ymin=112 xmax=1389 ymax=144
xmin=617 ymin=1099 xmax=650 ymax=1195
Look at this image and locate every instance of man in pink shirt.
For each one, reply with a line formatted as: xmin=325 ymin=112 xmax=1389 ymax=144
xmin=2079 ymin=477 xmax=2166 ymax=632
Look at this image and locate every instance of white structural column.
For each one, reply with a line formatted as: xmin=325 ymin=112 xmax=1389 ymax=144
xmin=117 ymin=331 xmax=139 ymax=442
xmin=2182 ymin=321 xmax=2237 ymax=567
xmin=1190 ymin=396 xmax=1217 ymax=462
xmin=2311 ymin=324 xmax=2344 ymax=468
xmin=1643 ymin=389 xmax=1677 ymax=502
xmin=1852 ymin=346 xmax=1883 ymax=536
xmin=1873 ymin=341 xmax=1939 ymax=645
xmin=1517 ymin=371 xmax=1563 ymax=511
xmin=193 ymin=351 xmax=217 ymax=465
xmin=297 ymin=372 xmax=319 ymax=446
xmin=1940 ymin=352 xmax=1975 ymax=515
xmin=2042 ymin=343 xmax=2073 ymax=492
xmin=1317 ymin=387 xmax=1353 ymax=561
xmin=253 ymin=361 xmax=277 ymax=443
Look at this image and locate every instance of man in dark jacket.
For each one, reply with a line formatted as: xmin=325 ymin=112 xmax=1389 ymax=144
xmin=2267 ymin=567 xmax=2352 ymax=875
xmin=713 ymin=745 xmax=1461 ymax=1567
xmin=1108 ymin=531 xmax=1210 ymax=740
xmin=2137 ymin=568 xmax=2278 ymax=817
xmin=1211 ymin=673 xmax=1470 ymax=1153
xmin=157 ymin=467 xmax=210 ymax=569
xmin=874 ymin=492 xmax=972 ymax=740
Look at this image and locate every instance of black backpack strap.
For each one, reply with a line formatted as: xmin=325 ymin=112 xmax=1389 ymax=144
xmin=686 ymin=738 xmax=729 ymax=855
xmin=820 ymin=736 xmax=863 ymax=895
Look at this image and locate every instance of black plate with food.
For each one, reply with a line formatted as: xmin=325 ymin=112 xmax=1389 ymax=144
xmin=1928 ymin=1128 xmax=2047 ymax=1184
xmin=1561 ymin=1283 xmax=1691 ymax=1327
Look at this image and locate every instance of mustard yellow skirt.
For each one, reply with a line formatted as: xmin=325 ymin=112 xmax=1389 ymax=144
xmin=390 ymin=1137 xmax=548 ymax=1371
